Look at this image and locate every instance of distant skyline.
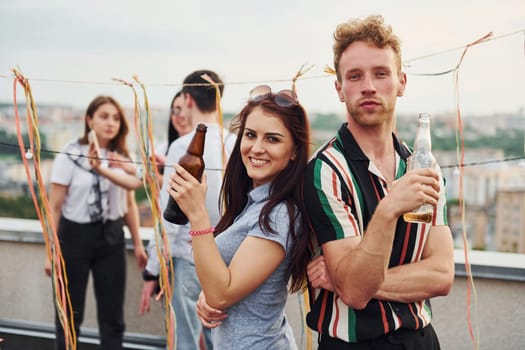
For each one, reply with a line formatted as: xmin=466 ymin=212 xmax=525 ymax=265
xmin=1 ymin=0 xmax=524 ymax=118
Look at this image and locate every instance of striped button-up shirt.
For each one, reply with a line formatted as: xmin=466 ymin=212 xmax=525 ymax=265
xmin=303 ymin=123 xmax=448 ymax=343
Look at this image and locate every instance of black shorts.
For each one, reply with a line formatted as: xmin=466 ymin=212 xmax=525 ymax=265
xmin=318 ymin=324 xmax=441 ymax=350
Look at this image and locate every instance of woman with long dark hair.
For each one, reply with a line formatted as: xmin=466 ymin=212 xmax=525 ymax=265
xmin=167 ymin=85 xmax=311 ymax=349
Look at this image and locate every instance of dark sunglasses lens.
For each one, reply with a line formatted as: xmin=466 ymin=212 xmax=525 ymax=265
xmin=280 ymin=90 xmax=297 ymax=100
xmin=274 ymin=92 xmax=296 ymax=107
xmin=249 ymin=85 xmax=271 ymax=102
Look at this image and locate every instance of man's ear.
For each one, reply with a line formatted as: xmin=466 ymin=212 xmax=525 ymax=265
xmin=397 ymin=72 xmax=407 ymax=97
xmin=184 ymin=93 xmax=193 ymax=108
xmin=335 ymin=80 xmax=345 ymax=102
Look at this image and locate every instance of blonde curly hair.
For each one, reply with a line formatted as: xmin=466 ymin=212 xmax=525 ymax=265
xmin=333 ymin=15 xmax=402 ymax=81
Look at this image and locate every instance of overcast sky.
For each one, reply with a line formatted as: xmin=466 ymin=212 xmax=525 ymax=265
xmin=1 ymin=0 xmax=524 ymax=117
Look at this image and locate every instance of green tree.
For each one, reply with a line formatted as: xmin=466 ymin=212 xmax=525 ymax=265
xmin=0 ymin=129 xmax=52 ymax=160
xmin=0 ymin=194 xmax=38 ymax=219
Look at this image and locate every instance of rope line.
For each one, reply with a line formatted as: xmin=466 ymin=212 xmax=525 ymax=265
xmin=404 ymin=29 xmax=524 ymax=65
xmin=406 ymin=32 xmax=494 ymax=76
xmin=1 ymin=141 xmax=522 ymax=170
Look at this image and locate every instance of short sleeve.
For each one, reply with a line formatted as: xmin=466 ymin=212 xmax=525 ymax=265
xmin=247 ymin=203 xmax=291 ymax=252
xmin=303 ymin=157 xmax=361 ymax=246
xmin=50 ymin=146 xmax=75 ymax=186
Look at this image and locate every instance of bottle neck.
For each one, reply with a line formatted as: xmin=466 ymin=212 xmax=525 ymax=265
xmin=414 ymin=116 xmax=432 ymax=154
xmin=186 ymin=124 xmax=207 ymax=156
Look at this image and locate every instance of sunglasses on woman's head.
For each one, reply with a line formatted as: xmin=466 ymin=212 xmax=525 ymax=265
xmin=249 ymin=85 xmax=298 ymax=108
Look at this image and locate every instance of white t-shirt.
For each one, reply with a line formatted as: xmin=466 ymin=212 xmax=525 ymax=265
xmin=145 ymin=124 xmax=236 ymax=274
xmin=50 ymin=140 xmax=128 ymax=223
xmin=155 ymin=142 xmax=168 ymax=158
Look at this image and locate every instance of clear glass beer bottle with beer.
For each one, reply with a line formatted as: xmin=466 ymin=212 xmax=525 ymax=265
xmin=403 ymin=113 xmax=440 ymax=224
xmin=163 ymin=123 xmax=207 ymax=225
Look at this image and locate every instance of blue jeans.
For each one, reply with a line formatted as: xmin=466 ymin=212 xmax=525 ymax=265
xmin=172 ymin=257 xmax=213 ymax=350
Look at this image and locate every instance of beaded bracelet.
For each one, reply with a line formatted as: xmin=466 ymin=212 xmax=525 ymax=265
xmin=189 ymin=226 xmax=215 ymax=237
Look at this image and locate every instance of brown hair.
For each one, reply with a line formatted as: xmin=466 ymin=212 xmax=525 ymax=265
xmin=79 ymin=95 xmax=131 ymax=157
xmin=333 ymin=14 xmax=402 ymax=81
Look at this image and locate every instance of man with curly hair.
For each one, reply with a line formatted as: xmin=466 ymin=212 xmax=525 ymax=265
xmin=304 ymin=15 xmax=454 ymax=349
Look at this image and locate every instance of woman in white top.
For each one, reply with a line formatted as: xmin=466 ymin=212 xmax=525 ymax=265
xmin=47 ymin=95 xmax=147 ymax=350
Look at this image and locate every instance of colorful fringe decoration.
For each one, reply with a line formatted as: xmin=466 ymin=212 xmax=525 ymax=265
xmin=200 ymin=74 xmax=228 ymax=174
xmin=451 ymin=34 xmax=494 ymax=350
xmin=291 ymin=63 xmax=315 ymax=94
xmin=114 ymin=76 xmax=176 ymax=349
xmin=11 ymin=67 xmax=77 ymax=350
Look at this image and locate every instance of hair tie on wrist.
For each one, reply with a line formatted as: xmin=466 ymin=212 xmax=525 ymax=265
xmin=189 ymin=226 xmax=215 ymax=237
xmin=142 ymin=270 xmax=158 ymax=282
